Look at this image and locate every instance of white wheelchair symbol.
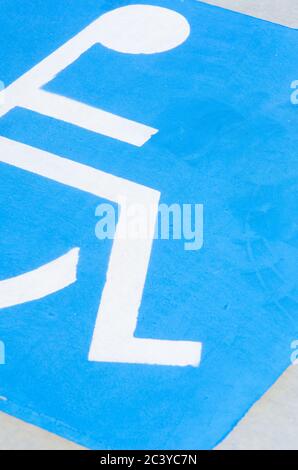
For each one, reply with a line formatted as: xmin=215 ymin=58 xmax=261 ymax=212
xmin=0 ymin=5 xmax=202 ymax=367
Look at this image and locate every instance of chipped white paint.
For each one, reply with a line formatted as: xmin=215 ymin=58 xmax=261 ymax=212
xmin=0 ymin=248 xmax=79 ymax=309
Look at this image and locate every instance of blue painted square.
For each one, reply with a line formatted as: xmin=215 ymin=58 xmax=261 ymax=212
xmin=0 ymin=0 xmax=298 ymax=449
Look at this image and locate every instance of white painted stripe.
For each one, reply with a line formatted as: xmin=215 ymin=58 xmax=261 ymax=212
xmin=0 ymin=136 xmax=156 ymax=204
xmin=19 ymin=89 xmax=157 ymax=147
xmin=198 ymin=0 xmax=298 ymax=28
xmin=0 ymin=248 xmax=79 ymax=309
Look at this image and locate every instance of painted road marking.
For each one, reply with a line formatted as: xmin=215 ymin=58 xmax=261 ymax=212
xmin=199 ymin=0 xmax=298 ymax=28
xmin=1 ymin=0 xmax=297 ymax=451
xmin=19 ymin=88 xmax=158 ymax=147
xmin=0 ymin=249 xmax=79 ymax=309
xmin=0 ymin=135 xmax=202 ymax=367
xmin=0 ymin=5 xmax=201 ymax=367
xmin=0 ymin=6 xmax=189 ymax=147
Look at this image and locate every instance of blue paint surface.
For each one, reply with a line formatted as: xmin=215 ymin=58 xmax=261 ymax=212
xmin=0 ymin=0 xmax=298 ymax=449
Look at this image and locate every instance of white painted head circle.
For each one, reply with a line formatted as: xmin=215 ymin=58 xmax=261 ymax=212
xmin=96 ymin=4 xmax=190 ymax=54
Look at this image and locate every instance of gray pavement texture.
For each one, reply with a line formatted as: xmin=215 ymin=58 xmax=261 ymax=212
xmin=218 ymin=366 xmax=298 ymax=450
xmin=199 ymin=0 xmax=298 ymax=28
xmin=1 ymin=366 xmax=298 ymax=449
xmin=0 ymin=412 xmax=84 ymax=450
xmin=1 ymin=0 xmax=298 ymax=450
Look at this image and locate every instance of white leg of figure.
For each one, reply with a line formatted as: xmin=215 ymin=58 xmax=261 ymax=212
xmin=0 ymin=137 xmax=202 ymax=367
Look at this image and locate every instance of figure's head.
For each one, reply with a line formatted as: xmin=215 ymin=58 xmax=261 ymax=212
xmin=94 ymin=4 xmax=190 ymax=55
